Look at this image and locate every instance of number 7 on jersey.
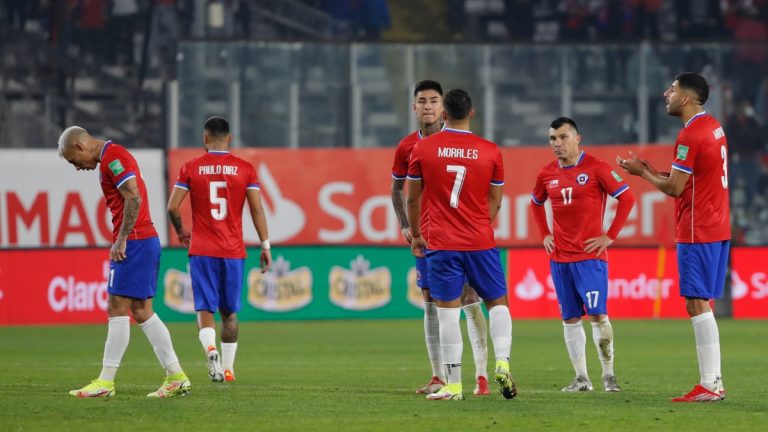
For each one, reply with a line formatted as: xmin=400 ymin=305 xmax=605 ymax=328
xmin=446 ymin=165 xmax=466 ymax=208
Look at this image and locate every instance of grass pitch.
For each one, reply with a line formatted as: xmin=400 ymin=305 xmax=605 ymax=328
xmin=1 ymin=319 xmax=766 ymax=431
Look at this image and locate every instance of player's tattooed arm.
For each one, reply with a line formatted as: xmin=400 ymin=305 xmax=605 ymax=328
xmin=391 ymin=179 xmax=412 ymax=243
xmin=112 ymin=177 xmax=141 ymax=261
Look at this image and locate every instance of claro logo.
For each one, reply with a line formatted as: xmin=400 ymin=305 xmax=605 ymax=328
xmin=47 ymin=261 xmax=109 ymax=312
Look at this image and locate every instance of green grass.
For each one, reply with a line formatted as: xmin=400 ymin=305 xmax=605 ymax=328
xmin=1 ymin=319 xmax=766 ymax=431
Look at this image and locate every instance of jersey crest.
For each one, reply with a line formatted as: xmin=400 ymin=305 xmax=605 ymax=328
xmin=576 ymin=173 xmax=589 ymax=186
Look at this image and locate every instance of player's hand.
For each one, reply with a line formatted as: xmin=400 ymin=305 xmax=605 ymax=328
xmin=616 ymin=151 xmax=645 ymax=176
xmin=260 ymin=248 xmax=272 ymax=273
xmin=110 ymin=238 xmax=127 ymax=262
xmin=584 ymin=234 xmax=613 ymax=257
xmin=177 ymin=229 xmax=191 ymax=248
xmin=401 ymin=227 xmax=413 ymax=244
xmin=411 ymin=236 xmax=427 ymax=258
xmin=543 ymin=234 xmax=555 ymax=255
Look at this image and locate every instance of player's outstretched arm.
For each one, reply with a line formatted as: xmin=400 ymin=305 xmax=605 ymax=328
xmin=247 ymin=189 xmax=272 ymax=272
xmin=390 ymin=179 xmax=412 ymax=243
xmin=167 ymin=187 xmax=191 ymax=247
xmin=113 ymin=177 xmax=141 ymax=262
xmin=617 ymin=151 xmax=688 ymax=197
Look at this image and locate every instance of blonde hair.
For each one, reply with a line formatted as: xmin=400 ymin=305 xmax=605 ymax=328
xmin=57 ymin=126 xmax=88 ymax=157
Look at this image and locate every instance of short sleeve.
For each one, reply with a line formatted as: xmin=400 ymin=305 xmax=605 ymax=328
xmin=596 ymin=161 xmax=630 ymax=198
xmin=671 ymin=131 xmax=697 ymax=174
xmin=406 ymin=142 xmax=422 ymax=180
xmin=530 ymin=169 xmax=549 ymax=206
xmin=491 ymin=147 xmax=504 ymax=186
xmin=246 ymin=163 xmax=260 ymax=190
xmin=392 ymin=142 xmax=409 ymax=180
xmin=103 ymin=150 xmax=136 ymax=189
xmin=174 ymin=163 xmax=190 ymax=190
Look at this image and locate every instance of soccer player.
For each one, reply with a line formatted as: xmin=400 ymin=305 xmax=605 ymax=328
xmin=530 ymin=117 xmax=636 ymax=393
xmin=58 ymin=126 xmax=190 ymax=398
xmin=391 ymin=80 xmax=491 ymax=396
xmin=167 ymin=116 xmax=272 ymax=383
xmin=406 ymin=88 xmax=516 ymax=401
xmin=618 ymin=72 xmax=730 ymax=402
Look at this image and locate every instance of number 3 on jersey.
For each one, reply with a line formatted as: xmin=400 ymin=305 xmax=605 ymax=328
xmin=210 ymin=181 xmax=228 ymax=220
xmin=446 ymin=165 xmax=466 ymax=208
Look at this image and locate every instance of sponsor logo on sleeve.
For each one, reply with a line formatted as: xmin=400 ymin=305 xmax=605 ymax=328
xmin=247 ymin=256 xmax=313 ymax=312
xmin=611 ymin=170 xmax=623 ymax=182
xmin=108 ymin=159 xmax=125 ymax=176
xmin=676 ymin=145 xmax=689 ymax=161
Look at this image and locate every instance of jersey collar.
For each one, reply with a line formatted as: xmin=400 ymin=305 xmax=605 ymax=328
xmin=99 ymin=140 xmax=112 ymax=161
xmin=685 ymin=111 xmax=706 ymax=128
xmin=208 ymin=150 xmax=230 ymax=155
xmin=443 ymin=127 xmax=472 ymax=134
xmin=559 ymin=150 xmax=585 ymax=168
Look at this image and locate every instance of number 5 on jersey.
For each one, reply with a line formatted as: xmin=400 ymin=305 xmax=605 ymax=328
xmin=210 ymin=181 xmax=228 ymax=220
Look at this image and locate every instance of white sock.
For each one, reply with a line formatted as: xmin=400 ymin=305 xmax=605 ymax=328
xmin=139 ymin=314 xmax=182 ymax=376
xmin=423 ymin=302 xmax=443 ymax=379
xmin=463 ymin=302 xmax=488 ymax=379
xmin=563 ymin=321 xmax=588 ymax=378
xmin=199 ymin=327 xmax=217 ymax=353
xmin=221 ymin=342 xmax=238 ymax=371
xmin=437 ymin=307 xmax=463 ymax=387
xmin=691 ymin=311 xmax=722 ymax=389
xmin=488 ymin=305 xmax=512 ymax=362
xmin=99 ymin=316 xmax=130 ymax=381
xmin=591 ymin=317 xmax=615 ymax=377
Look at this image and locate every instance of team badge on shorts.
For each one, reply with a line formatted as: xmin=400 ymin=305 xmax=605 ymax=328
xmin=576 ymin=173 xmax=589 ymax=185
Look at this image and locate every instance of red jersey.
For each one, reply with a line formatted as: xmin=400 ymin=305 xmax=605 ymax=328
xmin=175 ymin=150 xmax=259 ymax=258
xmin=99 ymin=141 xmax=157 ymax=241
xmin=392 ymin=130 xmax=432 ymax=241
xmin=671 ymin=112 xmax=731 ymax=243
xmin=531 ymin=152 xmax=631 ymax=262
xmin=407 ymin=128 xmax=504 ymax=251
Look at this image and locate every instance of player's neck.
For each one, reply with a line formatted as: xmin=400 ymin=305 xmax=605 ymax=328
xmin=680 ymin=106 xmax=705 ymax=125
xmin=94 ymin=140 xmax=106 ymax=162
xmin=561 ymin=150 xmax=582 ymax=167
xmin=420 ymin=122 xmax=442 ymax=137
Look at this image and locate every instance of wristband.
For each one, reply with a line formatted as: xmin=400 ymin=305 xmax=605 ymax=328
xmin=261 ymin=239 xmax=271 ymax=250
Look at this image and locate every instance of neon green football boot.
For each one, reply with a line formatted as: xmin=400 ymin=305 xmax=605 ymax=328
xmin=146 ymin=371 xmax=191 ymax=398
xmin=69 ymin=379 xmax=115 ymax=398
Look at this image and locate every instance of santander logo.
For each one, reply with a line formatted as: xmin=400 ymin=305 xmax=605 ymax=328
xmin=731 ymin=271 xmax=749 ymax=300
xmin=258 ymin=163 xmax=305 ymax=243
xmin=515 ymin=269 xmax=546 ymax=300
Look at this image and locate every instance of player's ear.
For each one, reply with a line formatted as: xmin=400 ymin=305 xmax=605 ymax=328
xmin=468 ymin=108 xmax=476 ymax=120
xmin=442 ymin=111 xmax=447 ymax=121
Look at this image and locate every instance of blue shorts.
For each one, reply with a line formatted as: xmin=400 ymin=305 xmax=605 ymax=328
xmin=108 ymin=237 xmax=161 ymax=300
xmin=426 ymin=248 xmax=506 ymax=302
xmin=415 ymin=255 xmax=430 ymax=289
xmin=190 ymin=256 xmax=245 ymax=313
xmin=677 ymin=240 xmax=730 ymax=300
xmin=550 ymin=259 xmax=608 ymax=320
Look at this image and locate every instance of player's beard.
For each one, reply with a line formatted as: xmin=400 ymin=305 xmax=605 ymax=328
xmin=666 ymin=99 xmax=682 ymax=117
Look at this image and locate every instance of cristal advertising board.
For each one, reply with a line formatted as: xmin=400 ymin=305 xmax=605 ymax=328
xmin=1 ymin=247 xmax=765 ymax=325
xmin=0 ymin=149 xmax=167 ymax=248
xmin=166 ymin=146 xmax=677 ymax=248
